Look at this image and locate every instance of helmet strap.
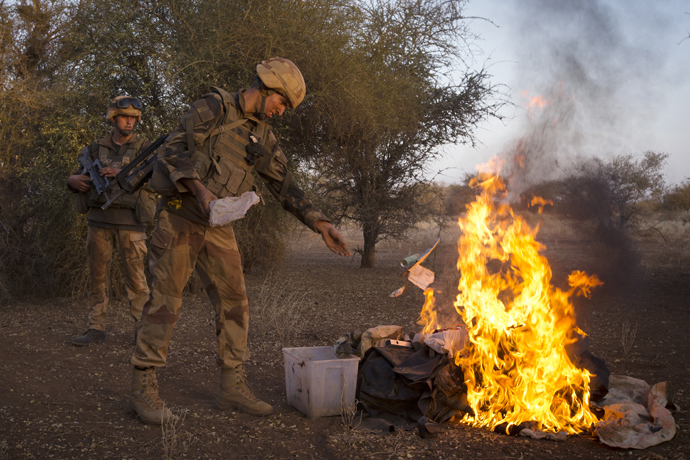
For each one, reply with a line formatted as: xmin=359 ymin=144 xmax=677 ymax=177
xmin=257 ymin=94 xmax=268 ymax=121
xmin=252 ymin=81 xmax=276 ymax=121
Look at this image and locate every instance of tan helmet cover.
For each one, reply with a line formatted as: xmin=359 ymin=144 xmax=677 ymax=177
xmin=256 ymin=57 xmax=306 ymax=109
xmin=105 ymin=96 xmax=142 ymax=122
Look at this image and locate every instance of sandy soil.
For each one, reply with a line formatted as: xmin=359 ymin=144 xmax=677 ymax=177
xmin=0 ymin=217 xmax=688 ymax=459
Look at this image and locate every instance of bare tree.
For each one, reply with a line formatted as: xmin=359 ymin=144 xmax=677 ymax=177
xmin=558 ymin=151 xmax=668 ymax=229
xmin=0 ymin=0 xmax=91 ymax=303
xmin=291 ymin=0 xmax=501 ymax=267
xmin=0 ymin=0 xmax=78 ymax=172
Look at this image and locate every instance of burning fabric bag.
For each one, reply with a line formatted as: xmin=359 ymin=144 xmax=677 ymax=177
xmin=353 ymin=328 xmax=477 ymax=435
xmin=348 ymin=325 xmax=611 ymax=438
xmin=355 ymin=342 xmax=447 ymax=434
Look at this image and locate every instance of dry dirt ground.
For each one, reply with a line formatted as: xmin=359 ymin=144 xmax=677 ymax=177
xmin=0 ymin=216 xmax=689 ymax=460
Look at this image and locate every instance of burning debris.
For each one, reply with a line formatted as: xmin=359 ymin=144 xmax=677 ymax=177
xmin=437 ymin=166 xmax=602 ymax=435
xmin=389 ymin=238 xmax=440 ymax=297
xmin=330 ymin=165 xmax=677 ymax=448
xmin=594 ymin=376 xmax=677 ymax=449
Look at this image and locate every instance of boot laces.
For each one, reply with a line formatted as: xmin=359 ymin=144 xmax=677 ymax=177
xmin=141 ymin=373 xmax=164 ymax=409
xmin=143 ymin=373 xmax=159 ymax=391
xmin=234 ymin=368 xmax=259 ymax=402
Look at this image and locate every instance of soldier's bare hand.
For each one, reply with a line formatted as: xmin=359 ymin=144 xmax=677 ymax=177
xmin=68 ymin=174 xmax=92 ymax=192
xmin=197 ymin=187 xmax=218 ymax=216
xmin=314 ymin=221 xmax=351 ymax=257
xmin=179 ymin=178 xmax=218 ymax=217
xmin=100 ymin=167 xmax=122 ymax=178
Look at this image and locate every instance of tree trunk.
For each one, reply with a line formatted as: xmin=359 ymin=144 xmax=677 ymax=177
xmin=361 ymin=222 xmax=378 ymax=268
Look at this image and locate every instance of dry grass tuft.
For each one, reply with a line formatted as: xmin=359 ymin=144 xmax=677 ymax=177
xmin=621 ymin=321 xmax=638 ymax=356
xmin=385 ymin=429 xmax=407 ymax=460
xmin=340 ymin=394 xmax=361 ymax=430
xmin=161 ymin=408 xmax=197 ymax=460
xmin=253 ymin=273 xmax=313 ymax=347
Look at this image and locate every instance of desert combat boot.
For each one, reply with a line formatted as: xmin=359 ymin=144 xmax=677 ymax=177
xmin=71 ymin=328 xmax=106 ymax=346
xmin=217 ymin=366 xmax=273 ymax=416
xmin=130 ymin=367 xmax=173 ymax=425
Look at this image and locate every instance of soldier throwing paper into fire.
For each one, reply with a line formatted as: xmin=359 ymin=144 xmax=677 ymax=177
xmin=129 ymin=57 xmax=351 ymax=424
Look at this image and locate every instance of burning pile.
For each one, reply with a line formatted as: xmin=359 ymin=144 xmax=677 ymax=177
xmin=419 ymin=163 xmax=603 ymax=434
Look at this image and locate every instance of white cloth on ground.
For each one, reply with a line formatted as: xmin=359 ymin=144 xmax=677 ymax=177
xmin=593 ymin=375 xmax=677 ymax=449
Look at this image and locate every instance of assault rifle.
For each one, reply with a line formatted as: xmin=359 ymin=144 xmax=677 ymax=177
xmin=101 ymin=134 xmax=168 ymax=210
xmin=78 ymin=147 xmax=112 ymax=201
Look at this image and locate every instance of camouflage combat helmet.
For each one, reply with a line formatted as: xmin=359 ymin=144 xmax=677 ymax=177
xmin=256 ymin=58 xmax=306 ymax=109
xmin=106 ymin=96 xmax=143 ymax=122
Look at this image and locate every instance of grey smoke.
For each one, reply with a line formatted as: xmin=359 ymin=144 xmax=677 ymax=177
xmin=499 ymin=0 xmax=670 ymax=196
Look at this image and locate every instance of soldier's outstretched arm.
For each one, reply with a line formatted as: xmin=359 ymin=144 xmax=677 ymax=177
xmin=313 ymin=221 xmax=351 ymax=257
xmin=255 ymin=131 xmax=333 ymax=230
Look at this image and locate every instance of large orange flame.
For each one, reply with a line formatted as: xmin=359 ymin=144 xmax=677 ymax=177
xmin=422 ymin=163 xmax=602 ymax=434
xmin=418 ymin=288 xmax=440 ymax=335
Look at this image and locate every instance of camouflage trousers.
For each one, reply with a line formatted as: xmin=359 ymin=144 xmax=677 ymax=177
xmin=86 ymin=225 xmax=150 ymax=331
xmin=131 ymin=211 xmax=249 ymax=370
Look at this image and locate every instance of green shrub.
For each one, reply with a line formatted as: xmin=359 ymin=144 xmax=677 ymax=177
xmin=662 ymin=179 xmax=690 ymax=211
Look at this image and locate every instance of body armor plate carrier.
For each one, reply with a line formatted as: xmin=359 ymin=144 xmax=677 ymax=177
xmin=87 ymin=137 xmax=147 ymax=209
xmin=188 ymin=87 xmax=269 ymax=199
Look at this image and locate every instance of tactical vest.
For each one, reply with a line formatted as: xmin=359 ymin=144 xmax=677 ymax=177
xmin=87 ymin=136 xmax=147 ymax=209
xmin=188 ymin=87 xmax=270 ymax=199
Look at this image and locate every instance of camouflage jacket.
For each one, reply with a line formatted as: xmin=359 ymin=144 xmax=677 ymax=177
xmin=69 ymin=132 xmax=152 ymax=231
xmin=153 ymin=88 xmax=329 ymax=229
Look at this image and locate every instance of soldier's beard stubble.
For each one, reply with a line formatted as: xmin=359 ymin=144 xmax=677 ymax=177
xmin=115 ymin=126 xmax=134 ymax=136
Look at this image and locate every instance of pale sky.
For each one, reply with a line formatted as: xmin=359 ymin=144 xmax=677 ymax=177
xmin=432 ymin=0 xmax=690 ymax=186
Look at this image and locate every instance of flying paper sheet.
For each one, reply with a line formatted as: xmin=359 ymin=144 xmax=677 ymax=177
xmin=408 ymin=264 xmax=435 ymax=290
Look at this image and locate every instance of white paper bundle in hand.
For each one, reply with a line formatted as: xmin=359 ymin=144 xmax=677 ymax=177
xmin=209 ymin=191 xmax=260 ymax=227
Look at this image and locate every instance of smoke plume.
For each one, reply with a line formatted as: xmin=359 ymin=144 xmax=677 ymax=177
xmin=499 ymin=0 xmax=667 ymax=196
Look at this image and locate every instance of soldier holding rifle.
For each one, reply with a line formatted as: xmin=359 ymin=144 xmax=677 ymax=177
xmin=67 ymin=97 xmax=157 ymax=346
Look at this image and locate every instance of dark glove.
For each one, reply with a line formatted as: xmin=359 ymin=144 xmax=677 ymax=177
xmin=245 ymin=135 xmax=263 ymax=166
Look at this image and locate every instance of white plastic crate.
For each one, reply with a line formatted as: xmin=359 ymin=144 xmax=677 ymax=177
xmin=282 ymin=346 xmax=360 ymax=419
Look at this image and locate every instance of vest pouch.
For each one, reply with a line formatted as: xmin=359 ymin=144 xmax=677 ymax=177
xmin=190 ymin=149 xmax=212 ymax=183
xmin=236 ymin=171 xmax=256 ymax=195
xmin=86 ymin=183 xmax=137 ymax=209
xmin=74 ymin=192 xmax=89 ymax=214
xmin=204 ymin=156 xmax=253 ymax=199
xmin=86 ymin=186 xmax=105 ymax=208
xmin=116 ymin=190 xmax=138 ymax=209
xmin=135 ymin=189 xmax=158 ymax=223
